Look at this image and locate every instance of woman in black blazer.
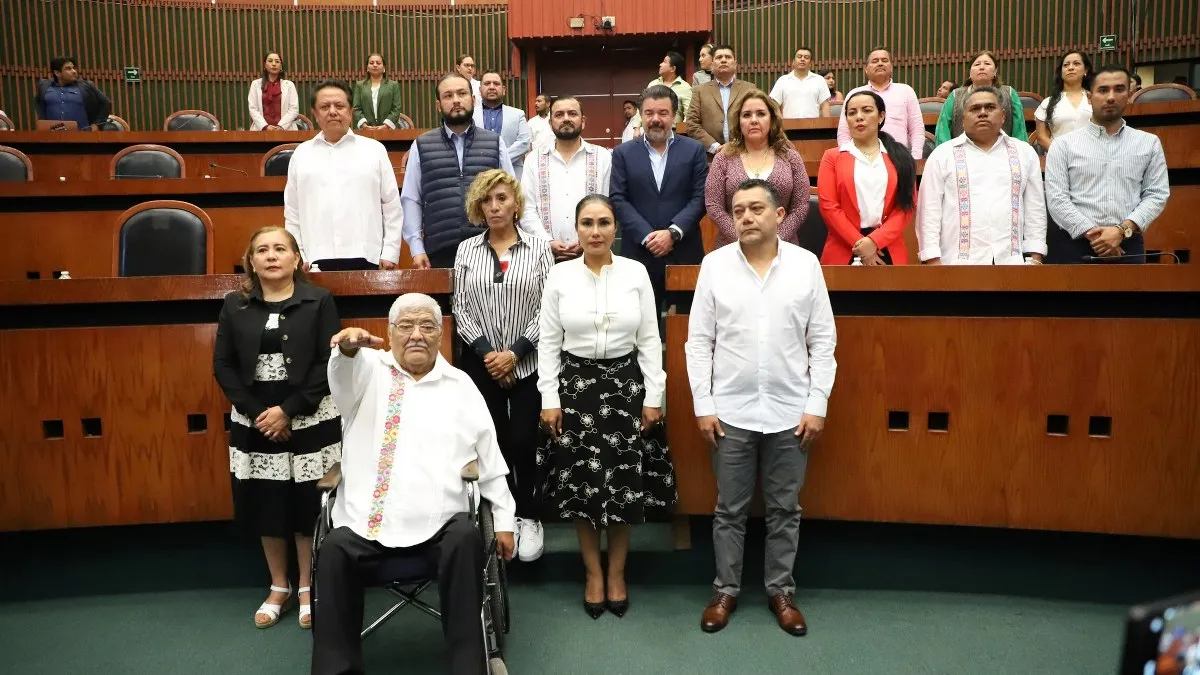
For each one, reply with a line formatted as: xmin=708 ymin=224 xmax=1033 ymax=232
xmin=213 ymin=226 xmax=342 ymax=630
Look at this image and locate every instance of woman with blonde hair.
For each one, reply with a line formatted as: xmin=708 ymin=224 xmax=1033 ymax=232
xmin=453 ymin=170 xmax=554 ymax=562
xmin=704 ymin=90 xmax=810 ymax=247
xmin=934 ymin=50 xmax=1028 ymax=145
xmin=213 ymin=226 xmax=342 ymax=630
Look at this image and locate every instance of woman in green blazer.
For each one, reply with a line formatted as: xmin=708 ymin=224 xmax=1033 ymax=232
xmin=352 ymin=53 xmax=403 ymax=130
xmin=934 ymin=50 xmax=1029 ymax=146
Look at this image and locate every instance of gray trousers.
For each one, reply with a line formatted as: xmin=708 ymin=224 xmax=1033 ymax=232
xmin=711 ymin=421 xmax=809 ymax=597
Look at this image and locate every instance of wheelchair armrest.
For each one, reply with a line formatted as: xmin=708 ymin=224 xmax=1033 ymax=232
xmin=461 ymin=459 xmax=479 ymax=483
xmin=317 ymin=462 xmax=342 ymax=493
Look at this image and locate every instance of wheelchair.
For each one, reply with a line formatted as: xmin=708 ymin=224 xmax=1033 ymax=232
xmin=311 ymin=460 xmax=511 ymax=675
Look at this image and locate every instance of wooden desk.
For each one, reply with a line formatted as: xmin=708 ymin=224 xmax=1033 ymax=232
xmin=1 ymin=129 xmax=417 ymax=182
xmin=0 ymin=177 xmax=417 ymax=279
xmin=0 ymin=271 xmax=452 ymax=531
xmin=663 ymin=265 xmax=1200 ymax=539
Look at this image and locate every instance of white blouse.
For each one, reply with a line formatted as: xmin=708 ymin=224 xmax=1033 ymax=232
xmin=1034 ymin=93 xmax=1093 ymax=138
xmin=537 ymin=255 xmax=665 ymax=409
xmin=844 ymin=142 xmax=889 ymax=230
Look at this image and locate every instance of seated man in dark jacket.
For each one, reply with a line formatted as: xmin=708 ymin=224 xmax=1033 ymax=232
xmin=34 ymin=56 xmax=112 ymax=130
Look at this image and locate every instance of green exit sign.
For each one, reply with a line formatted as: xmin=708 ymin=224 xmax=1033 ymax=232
xmin=123 ymin=67 xmax=142 ymax=83
xmin=1099 ymin=35 xmax=1118 ymax=51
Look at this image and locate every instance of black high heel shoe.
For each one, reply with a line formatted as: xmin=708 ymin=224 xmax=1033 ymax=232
xmin=583 ymin=599 xmax=606 ymax=620
xmin=606 ymin=598 xmax=629 ymax=618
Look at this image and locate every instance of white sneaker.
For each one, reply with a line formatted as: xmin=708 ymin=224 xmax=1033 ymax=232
xmin=510 ymin=517 xmax=522 ymax=556
xmin=517 ymin=519 xmax=544 ymax=562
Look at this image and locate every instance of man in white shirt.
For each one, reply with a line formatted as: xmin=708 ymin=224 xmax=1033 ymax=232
xmin=455 ymin=54 xmax=481 ymax=100
xmin=768 ymin=47 xmax=832 ymax=118
xmin=520 ymin=96 xmax=612 ymax=261
xmin=686 ymin=178 xmax=836 ymax=638
xmin=619 ymin=99 xmax=640 ymax=143
xmin=527 ymin=93 xmax=554 ymax=151
xmin=313 ymin=293 xmax=516 ymax=675
xmin=917 ymin=86 xmax=1047 ymax=265
xmin=284 ymin=79 xmax=403 ymax=271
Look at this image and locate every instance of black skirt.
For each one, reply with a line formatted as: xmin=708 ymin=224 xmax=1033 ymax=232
xmin=536 ymin=351 xmax=677 ymax=527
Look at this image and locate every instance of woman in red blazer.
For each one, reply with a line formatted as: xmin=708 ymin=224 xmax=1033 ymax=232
xmin=818 ymin=89 xmax=917 ymax=265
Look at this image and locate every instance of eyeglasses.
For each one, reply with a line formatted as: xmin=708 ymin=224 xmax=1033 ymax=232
xmin=392 ymin=320 xmax=440 ymax=335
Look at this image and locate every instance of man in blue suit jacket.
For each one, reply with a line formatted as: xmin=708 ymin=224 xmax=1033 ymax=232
xmin=473 ymin=70 xmax=532 ymax=180
xmin=611 ymin=84 xmax=709 ymax=314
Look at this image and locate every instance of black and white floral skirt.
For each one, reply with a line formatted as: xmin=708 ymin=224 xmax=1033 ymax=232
xmin=537 ymin=351 xmax=677 ymax=527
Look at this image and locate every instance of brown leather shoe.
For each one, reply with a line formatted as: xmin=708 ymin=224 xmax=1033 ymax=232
xmin=768 ymin=593 xmax=808 ymax=636
xmin=701 ymin=592 xmax=738 ymax=633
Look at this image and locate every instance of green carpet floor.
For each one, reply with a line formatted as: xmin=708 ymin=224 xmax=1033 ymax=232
xmin=0 ymin=583 xmax=1123 ymax=675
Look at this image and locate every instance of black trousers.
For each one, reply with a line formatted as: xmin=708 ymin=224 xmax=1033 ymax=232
xmin=312 ymin=258 xmax=379 ymax=271
xmin=460 ymin=349 xmax=542 ymax=519
xmin=1055 ymin=231 xmax=1147 ymax=264
xmin=428 ymin=248 xmax=458 ymax=270
xmin=311 ymin=515 xmax=487 ymax=675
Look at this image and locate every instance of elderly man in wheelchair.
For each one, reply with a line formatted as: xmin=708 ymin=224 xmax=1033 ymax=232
xmin=311 ymin=293 xmax=517 ymax=675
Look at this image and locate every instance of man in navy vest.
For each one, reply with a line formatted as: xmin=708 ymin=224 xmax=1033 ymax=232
xmin=610 ymin=84 xmax=708 ymax=314
xmin=401 ymin=73 xmax=515 ymax=269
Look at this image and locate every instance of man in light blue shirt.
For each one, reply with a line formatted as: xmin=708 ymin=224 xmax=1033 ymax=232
xmin=401 ymin=73 xmax=514 ymax=269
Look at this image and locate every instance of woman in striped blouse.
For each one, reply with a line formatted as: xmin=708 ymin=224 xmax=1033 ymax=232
xmin=453 ymin=169 xmax=555 ymax=563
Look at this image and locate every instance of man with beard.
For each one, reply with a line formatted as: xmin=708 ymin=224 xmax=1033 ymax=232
xmin=528 ymin=93 xmax=554 ymax=151
xmin=401 ymin=73 xmax=515 ymax=269
xmin=473 ymin=70 xmax=531 ymax=180
xmin=611 ymin=84 xmax=708 ymax=314
xmin=519 ymin=96 xmax=613 ymax=260
xmin=1045 ymin=65 xmax=1169 ymax=264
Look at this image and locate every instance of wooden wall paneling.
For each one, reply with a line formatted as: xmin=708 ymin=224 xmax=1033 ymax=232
xmin=0 ymin=212 xmax=117 ymax=280
xmin=665 ymin=315 xmax=1200 ymax=538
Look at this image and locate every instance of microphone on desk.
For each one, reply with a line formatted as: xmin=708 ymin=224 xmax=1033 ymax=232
xmin=1080 ymin=252 xmax=1181 ymax=263
xmin=209 ymin=162 xmax=249 ymax=176
xmin=113 ymin=173 xmax=166 ymax=179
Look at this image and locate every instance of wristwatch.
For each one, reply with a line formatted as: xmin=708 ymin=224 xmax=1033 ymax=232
xmin=1120 ymin=222 xmax=1135 ymax=239
xmin=669 ymin=227 xmax=683 ymax=243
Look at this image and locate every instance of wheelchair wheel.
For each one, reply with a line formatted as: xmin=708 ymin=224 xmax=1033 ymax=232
xmin=478 ymin=502 xmax=507 ymax=658
xmin=488 ymin=657 xmax=509 ymax=675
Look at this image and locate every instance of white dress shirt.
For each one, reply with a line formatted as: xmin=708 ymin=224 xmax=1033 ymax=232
xmin=1034 ymin=93 xmax=1093 ymax=138
xmin=686 ymin=241 xmax=837 ymax=433
xmin=769 ymin=71 xmax=832 ymax=119
xmin=400 ymin=125 xmax=515 ymax=257
xmin=528 ymin=114 xmax=554 ymax=151
xmin=284 ymin=130 xmax=404 ymax=264
xmin=916 ymin=132 xmax=1047 ymax=264
xmin=537 ymin=255 xmax=665 ymax=410
xmin=328 ymin=348 xmax=516 ymax=547
xmin=621 ymin=116 xmax=640 ymax=143
xmin=520 ymin=141 xmax=613 ymax=243
xmin=845 ymin=142 xmax=889 ymax=230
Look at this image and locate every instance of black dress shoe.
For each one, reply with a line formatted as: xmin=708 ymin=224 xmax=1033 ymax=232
xmin=606 ymin=598 xmax=629 ymax=618
xmin=583 ymin=600 xmax=606 ymax=619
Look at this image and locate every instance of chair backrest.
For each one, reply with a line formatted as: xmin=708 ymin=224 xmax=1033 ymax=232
xmin=294 ymin=114 xmax=314 ymax=131
xmin=99 ymin=115 xmax=130 ymax=131
xmin=164 ymin=109 xmax=221 ymax=131
xmin=828 ymin=103 xmax=843 ymax=119
xmin=114 ymin=200 xmax=213 ymax=276
xmin=111 ymin=144 xmax=186 ymax=179
xmin=795 ymin=195 xmax=826 ymax=259
xmin=396 ymin=113 xmax=415 ymax=130
xmin=0 ymin=145 xmax=33 ymax=181
xmin=261 ymin=143 xmax=299 ymax=177
xmin=0 ymin=112 xmax=13 ymax=131
xmin=1017 ymin=91 xmax=1043 ymax=110
xmin=1130 ymin=83 xmax=1197 ymax=103
xmin=918 ymin=97 xmax=946 ymax=114
xmin=923 ymin=131 xmax=936 ymax=159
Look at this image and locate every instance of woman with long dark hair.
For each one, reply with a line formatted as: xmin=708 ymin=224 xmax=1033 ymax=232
xmin=352 ymin=53 xmax=404 ymax=130
xmin=1034 ymin=51 xmax=1093 ymax=152
xmin=818 ymin=89 xmax=916 ymax=265
xmin=248 ymin=51 xmax=300 ymax=131
xmin=213 ymin=226 xmax=342 ymax=629
xmin=537 ymin=194 xmax=676 ymax=620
